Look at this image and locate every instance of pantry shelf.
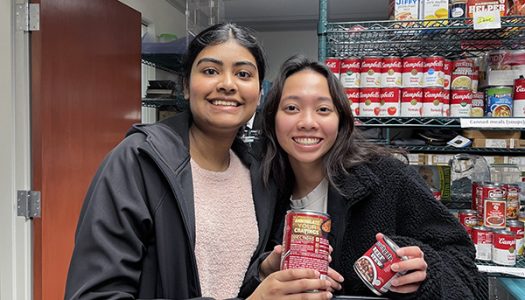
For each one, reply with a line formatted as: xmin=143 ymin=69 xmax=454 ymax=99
xmin=477 ymin=257 xmax=525 ymax=278
xmin=355 ymin=117 xmax=525 ymax=130
xmin=320 ymin=16 xmax=525 ymax=60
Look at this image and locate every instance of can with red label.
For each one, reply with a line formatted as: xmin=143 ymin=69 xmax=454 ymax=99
xmin=380 ymin=88 xmax=400 ymax=116
xmin=505 ymin=183 xmax=520 ymax=220
xmin=443 ymin=59 xmax=452 ymax=90
xmin=402 ymin=56 xmax=424 ymax=88
xmin=471 ymin=67 xmax=479 ymax=93
xmin=451 ymin=58 xmax=474 ymax=90
xmin=507 ymin=220 xmax=524 ymax=256
xmin=450 ymin=89 xmax=472 ymax=117
xmin=360 ymin=88 xmax=381 ymax=116
xmin=325 ymin=57 xmax=341 ymax=79
xmin=472 ymin=226 xmax=493 ymax=261
xmin=353 ymin=235 xmax=408 ymax=296
xmin=492 ymin=229 xmax=516 ymax=266
xmin=340 ymin=57 xmax=361 ymax=88
xmin=513 ymin=76 xmax=525 ymax=117
xmin=484 ymin=197 xmax=507 ymax=229
xmin=400 ymin=88 xmax=423 ymax=117
xmin=381 ymin=56 xmax=402 ymax=88
xmin=281 ymin=210 xmax=331 ymax=278
xmin=422 ymin=87 xmax=443 ymax=117
xmin=471 ymin=92 xmax=485 ymax=117
xmin=360 ymin=57 xmax=382 ymax=88
xmin=423 ymin=56 xmax=445 ymax=88
xmin=345 ymin=88 xmax=360 ymax=117
xmin=472 ymin=181 xmax=482 ymax=211
xmin=459 ymin=209 xmax=478 ymax=235
xmin=442 ymin=89 xmax=450 ymax=117
xmin=478 ymin=182 xmax=507 ymax=226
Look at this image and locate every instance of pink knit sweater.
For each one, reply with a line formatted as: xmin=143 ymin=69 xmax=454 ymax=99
xmin=190 ymin=150 xmax=259 ymax=299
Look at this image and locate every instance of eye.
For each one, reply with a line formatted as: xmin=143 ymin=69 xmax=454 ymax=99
xmin=283 ymin=104 xmax=298 ymax=112
xmin=203 ymin=68 xmax=218 ymax=75
xmin=237 ymin=70 xmax=252 ymax=79
xmin=318 ymin=106 xmax=334 ymax=114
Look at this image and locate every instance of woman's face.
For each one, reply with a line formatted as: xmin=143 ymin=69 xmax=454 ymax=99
xmin=275 ymin=70 xmax=339 ymax=169
xmin=187 ymin=40 xmax=260 ymax=135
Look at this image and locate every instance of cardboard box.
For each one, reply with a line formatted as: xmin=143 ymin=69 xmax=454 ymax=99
xmin=407 ymin=153 xmax=427 ymax=165
xmin=412 ymin=165 xmax=451 ymax=202
xmin=463 ymin=130 xmax=521 ymax=140
xmin=472 ymin=138 xmax=525 ymax=148
xmin=426 ymin=154 xmax=455 ymax=165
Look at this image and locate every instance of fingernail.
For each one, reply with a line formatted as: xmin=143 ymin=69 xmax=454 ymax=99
xmin=391 ymin=279 xmax=398 ymax=286
xmin=327 ymin=292 xmax=333 ymax=299
xmin=339 ymin=275 xmax=345 ymax=282
xmin=391 ymin=264 xmax=398 ymax=272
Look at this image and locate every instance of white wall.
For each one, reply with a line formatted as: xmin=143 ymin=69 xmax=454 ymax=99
xmin=257 ymin=29 xmax=318 ymax=81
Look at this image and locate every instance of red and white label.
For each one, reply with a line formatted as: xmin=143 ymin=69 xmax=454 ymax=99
xmin=325 ymin=57 xmax=341 ymax=79
xmin=400 ymin=88 xmax=422 ymax=117
xmin=450 ymin=90 xmax=472 ymax=117
xmin=402 ymin=56 xmax=424 ymax=88
xmin=381 ymin=57 xmax=402 ymax=88
xmin=379 ymin=88 xmax=400 ymax=116
xmin=340 ymin=57 xmax=361 ymax=88
xmin=472 ymin=227 xmax=493 ymax=261
xmin=513 ymin=77 xmax=525 ymax=117
xmin=443 ymin=59 xmax=452 ymax=90
xmin=360 ymin=57 xmax=382 ymax=88
xmin=423 ymin=56 xmax=444 ymax=88
xmin=442 ymin=89 xmax=450 ymax=116
xmin=484 ymin=199 xmax=507 ymax=229
xmin=422 ymin=87 xmax=443 ymax=117
xmin=492 ymin=231 xmax=516 ymax=266
xmin=359 ymin=88 xmax=381 ymax=116
xmin=345 ymin=88 xmax=360 ymax=116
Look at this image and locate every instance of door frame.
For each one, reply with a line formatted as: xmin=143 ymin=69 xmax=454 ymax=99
xmin=0 ymin=1 xmax=33 ymax=299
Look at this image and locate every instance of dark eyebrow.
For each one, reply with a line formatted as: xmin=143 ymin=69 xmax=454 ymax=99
xmin=282 ymin=95 xmax=332 ymax=101
xmin=196 ymin=58 xmax=257 ymax=69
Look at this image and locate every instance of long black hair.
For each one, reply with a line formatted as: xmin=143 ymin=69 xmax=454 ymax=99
xmin=261 ymin=55 xmax=397 ymax=194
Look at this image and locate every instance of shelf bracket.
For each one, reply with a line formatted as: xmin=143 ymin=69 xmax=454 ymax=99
xmin=16 ymin=2 xmax=40 ymax=32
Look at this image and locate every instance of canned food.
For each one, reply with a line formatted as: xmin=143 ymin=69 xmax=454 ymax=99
xmin=513 ymin=76 xmax=525 ymax=117
xmin=471 ymin=92 xmax=485 ymax=117
xmin=360 ymin=57 xmax=382 ymax=88
xmin=442 ymin=89 xmax=450 ymax=116
xmin=359 ymin=88 xmax=381 ymax=117
xmin=492 ymin=229 xmax=516 ymax=266
xmin=451 ymin=59 xmax=474 ymax=90
xmin=450 ymin=89 xmax=472 ymax=117
xmin=423 ymin=56 xmax=445 ymax=88
xmin=507 ymin=220 xmax=524 ymax=256
xmin=380 ymin=56 xmax=402 ymax=88
xmin=400 ymin=88 xmax=423 ymax=117
xmin=345 ymin=88 xmax=360 ymax=116
xmin=485 ymin=86 xmax=513 ymax=117
xmin=402 ymin=56 xmax=424 ymax=88
xmin=379 ymin=88 xmax=400 ymax=116
xmin=459 ymin=209 xmax=478 ymax=235
xmin=450 ymin=1 xmax=467 ymax=18
xmin=443 ymin=59 xmax=452 ymax=90
xmin=325 ymin=57 xmax=341 ymax=79
xmin=281 ymin=210 xmax=331 ymax=278
xmin=478 ymin=182 xmax=507 ymax=226
xmin=422 ymin=87 xmax=443 ymax=117
xmin=484 ymin=197 xmax=507 ymax=229
xmin=505 ymin=184 xmax=520 ymax=220
xmin=472 ymin=226 xmax=493 ymax=261
xmin=354 ymin=235 xmax=408 ymax=295
xmin=340 ymin=57 xmax=361 ymax=88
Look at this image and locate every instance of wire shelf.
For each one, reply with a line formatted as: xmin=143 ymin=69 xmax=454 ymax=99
xmin=141 ymin=97 xmax=188 ymax=110
xmin=141 ymin=53 xmax=184 ymax=74
xmin=391 ymin=145 xmax=525 ymax=155
xmin=354 ymin=117 xmax=525 ymax=130
xmin=326 ymin=16 xmax=525 ymax=58
xmin=477 ymin=256 xmax=525 ymax=278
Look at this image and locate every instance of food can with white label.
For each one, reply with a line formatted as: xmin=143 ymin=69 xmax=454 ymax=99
xmin=472 ymin=226 xmax=493 ymax=261
xmin=492 ymin=229 xmax=516 ymax=266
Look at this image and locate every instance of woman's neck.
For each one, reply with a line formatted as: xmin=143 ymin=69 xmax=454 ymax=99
xmin=189 ymin=126 xmax=236 ymax=171
xmin=291 ymin=162 xmax=326 ymax=199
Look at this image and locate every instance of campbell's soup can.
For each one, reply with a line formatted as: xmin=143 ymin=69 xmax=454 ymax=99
xmin=325 ymin=57 xmax=341 ymax=79
xmin=340 ymin=57 xmax=361 ymax=88
xmin=450 ymin=89 xmax=472 ymax=117
xmin=401 ymin=88 xmax=422 ymax=117
xmin=402 ymin=56 xmax=424 ymax=87
xmin=422 ymin=87 xmax=443 ymax=117
xmin=451 ymin=58 xmax=474 ymax=90
xmin=353 ymin=235 xmax=408 ymax=295
xmin=513 ymin=76 xmax=525 ymax=117
xmin=360 ymin=57 xmax=382 ymax=88
xmin=484 ymin=197 xmax=507 ymax=229
xmin=345 ymin=88 xmax=360 ymax=116
xmin=423 ymin=56 xmax=444 ymax=88
xmin=442 ymin=89 xmax=450 ymax=117
xmin=478 ymin=183 xmax=507 ymax=226
xmin=380 ymin=56 xmax=402 ymax=88
xmin=281 ymin=210 xmax=331 ymax=278
xmin=472 ymin=181 xmax=483 ymax=211
xmin=492 ymin=229 xmax=516 ymax=266
xmin=507 ymin=220 xmax=524 ymax=256
xmin=360 ymin=88 xmax=381 ymax=116
xmin=443 ymin=59 xmax=452 ymax=90
xmin=472 ymin=226 xmax=493 ymax=261
xmin=380 ymin=88 xmax=400 ymax=116
xmin=505 ymin=183 xmax=520 ymax=220
xmin=471 ymin=68 xmax=479 ymax=93
xmin=459 ymin=209 xmax=478 ymax=235
xmin=471 ymin=92 xmax=485 ymax=117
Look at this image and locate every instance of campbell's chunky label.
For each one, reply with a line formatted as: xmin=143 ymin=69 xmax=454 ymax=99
xmin=400 ymin=88 xmax=422 ymax=117
xmin=354 ymin=235 xmax=407 ymax=296
xmin=450 ymin=90 xmax=472 ymax=117
xmin=423 ymin=56 xmax=444 ymax=88
xmin=471 ymin=92 xmax=485 ymax=117
xmin=325 ymin=57 xmax=341 ymax=79
xmin=513 ymin=77 xmax=525 ymax=117
xmin=360 ymin=88 xmax=381 ymax=116
xmin=345 ymin=88 xmax=360 ymax=116
xmin=361 ymin=57 xmax=382 ymax=88
xmin=281 ymin=210 xmax=331 ymax=278
xmin=505 ymin=184 xmax=520 ymax=220
xmin=472 ymin=226 xmax=493 ymax=261
xmin=380 ymin=88 xmax=400 ymax=116
xmin=340 ymin=57 xmax=361 ymax=88
xmin=381 ymin=57 xmax=402 ymax=88
xmin=422 ymin=87 xmax=443 ymax=117
xmin=492 ymin=230 xmax=516 ymax=266
xmin=402 ymin=56 xmax=424 ymax=87
xmin=451 ymin=59 xmax=474 ymax=90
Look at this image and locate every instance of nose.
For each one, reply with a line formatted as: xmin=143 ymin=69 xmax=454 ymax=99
xmin=217 ymin=73 xmax=237 ymax=94
xmin=297 ymin=111 xmax=318 ymax=130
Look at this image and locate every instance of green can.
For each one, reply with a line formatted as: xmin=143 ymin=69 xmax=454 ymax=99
xmin=485 ymin=86 xmax=513 ymax=117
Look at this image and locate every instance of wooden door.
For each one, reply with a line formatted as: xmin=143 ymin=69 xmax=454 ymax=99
xmin=30 ymin=1 xmax=141 ymax=299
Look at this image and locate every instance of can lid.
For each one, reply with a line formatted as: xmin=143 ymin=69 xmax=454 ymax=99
xmin=459 ymin=209 xmax=477 ymax=214
xmin=492 ymin=229 xmax=516 ymax=236
xmin=382 ymin=235 xmax=408 ymax=260
xmin=472 ymin=226 xmax=493 ymax=231
xmin=286 ymin=209 xmax=331 ymax=218
xmin=507 ymin=219 xmax=524 ymax=226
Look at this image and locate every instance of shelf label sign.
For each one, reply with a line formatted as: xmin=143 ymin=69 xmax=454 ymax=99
xmin=460 ymin=118 xmax=525 ymax=128
xmin=473 ymin=10 xmax=501 ymax=30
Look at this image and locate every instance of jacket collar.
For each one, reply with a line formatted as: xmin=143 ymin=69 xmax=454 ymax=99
xmin=334 ymin=161 xmax=382 ymax=205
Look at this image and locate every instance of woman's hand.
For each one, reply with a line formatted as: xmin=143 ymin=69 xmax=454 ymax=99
xmin=260 ymin=245 xmax=344 ymax=292
xmin=375 ymin=233 xmax=428 ymax=294
xmin=248 ymin=269 xmax=333 ymax=300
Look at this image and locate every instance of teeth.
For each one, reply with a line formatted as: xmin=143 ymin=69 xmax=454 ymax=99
xmin=212 ymin=100 xmax=239 ymax=107
xmin=294 ymin=137 xmax=321 ymax=145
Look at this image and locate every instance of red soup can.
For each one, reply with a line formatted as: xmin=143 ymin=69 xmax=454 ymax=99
xmin=472 ymin=226 xmax=493 ymax=261
xmin=325 ymin=57 xmax=341 ymax=79
xmin=459 ymin=209 xmax=478 ymax=235
xmin=354 ymin=235 xmax=408 ymax=296
xmin=281 ymin=210 xmax=331 ymax=279
xmin=492 ymin=229 xmax=516 ymax=266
